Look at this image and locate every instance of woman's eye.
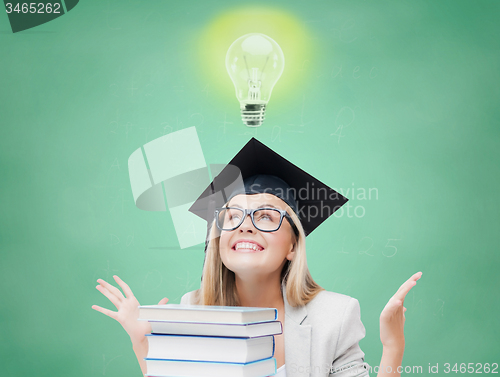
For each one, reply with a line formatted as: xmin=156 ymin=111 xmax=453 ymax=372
xmin=256 ymin=214 xmax=272 ymax=221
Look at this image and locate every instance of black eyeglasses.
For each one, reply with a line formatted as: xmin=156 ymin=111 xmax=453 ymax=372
xmin=215 ymin=207 xmax=299 ymax=235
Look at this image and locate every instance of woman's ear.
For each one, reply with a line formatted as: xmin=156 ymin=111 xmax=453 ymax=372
xmin=286 ymin=242 xmax=295 ymax=261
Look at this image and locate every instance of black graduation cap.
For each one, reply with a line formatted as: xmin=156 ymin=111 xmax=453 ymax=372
xmin=188 ymin=138 xmax=348 ymax=237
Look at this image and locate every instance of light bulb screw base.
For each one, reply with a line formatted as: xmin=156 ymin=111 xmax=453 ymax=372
xmin=240 ymin=103 xmax=266 ymax=127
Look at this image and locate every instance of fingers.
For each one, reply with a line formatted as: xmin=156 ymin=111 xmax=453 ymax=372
xmin=91 ymin=304 xmax=118 ymax=320
xmin=96 ymin=284 xmax=121 ymax=309
xmin=395 ymin=271 xmax=422 ymax=294
xmin=158 ymin=297 xmax=169 ymax=305
xmin=393 ymin=271 xmax=422 ymax=302
xmin=97 ymin=278 xmax=125 ymax=300
xmin=113 ymin=275 xmax=134 ymax=299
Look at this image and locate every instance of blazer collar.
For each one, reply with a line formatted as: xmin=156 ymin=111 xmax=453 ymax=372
xmin=282 ymin=282 xmax=308 ymax=324
xmin=282 ymin=283 xmax=312 ymax=377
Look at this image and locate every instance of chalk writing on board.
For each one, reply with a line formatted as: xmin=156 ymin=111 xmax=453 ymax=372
xmin=190 ymin=112 xmax=204 ymax=127
xmin=287 ymin=95 xmax=311 ymax=134
xmin=162 ymin=122 xmax=173 ymax=137
xmin=217 ymin=126 xmax=227 ymax=143
xmin=126 ymin=232 xmax=134 ymax=247
xmin=107 ymin=188 xmax=127 ymax=214
xmin=122 ymin=122 xmax=134 ymax=139
xmin=331 ymin=106 xmax=355 ymax=143
xmin=331 ymin=276 xmax=354 ymax=296
xmin=337 ymin=235 xmax=349 ymax=254
xmin=176 ymin=269 xmax=198 ymax=301
xmin=110 ymin=233 xmax=120 ymax=247
xmin=109 ymin=83 xmax=119 ymax=98
xmin=109 ymin=158 xmax=120 ymax=171
xmin=336 ymin=236 xmax=402 ymax=258
xmin=272 ymin=125 xmax=282 ymax=143
xmin=92 ymin=260 xmax=119 ymax=284
xmin=127 ymin=75 xmax=139 ymax=97
xmin=101 ymin=354 xmax=122 ymax=375
xmin=383 ymin=239 xmax=401 ymax=258
xmin=143 ymin=269 xmax=163 ymax=292
xmin=330 ymin=124 xmax=344 ymax=143
xmin=219 ymin=112 xmax=232 ymax=137
xmin=201 ymin=84 xmax=211 ymax=97
xmin=359 ymin=237 xmax=375 ymax=257
xmin=408 ymin=289 xmax=423 ymax=312
xmin=144 ymin=83 xmax=153 ymax=97
xmin=434 ymin=299 xmax=445 ymax=317
xmin=298 ymin=59 xmax=310 ymax=72
xmin=353 ymin=66 xmax=361 ymax=79
xmin=332 ymin=65 xmax=343 ymax=79
xmin=332 ymin=18 xmax=358 ymax=43
xmin=109 ymin=110 xmax=206 ymax=146
xmin=332 ymin=65 xmax=378 ymax=79
xmin=139 ymin=124 xmax=156 ymax=144
xmin=239 ymin=125 xmax=259 ymax=138
xmin=181 ymin=220 xmax=198 ymax=238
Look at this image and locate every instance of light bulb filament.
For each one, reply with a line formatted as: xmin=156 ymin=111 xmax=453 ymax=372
xmin=226 ymin=33 xmax=285 ymax=127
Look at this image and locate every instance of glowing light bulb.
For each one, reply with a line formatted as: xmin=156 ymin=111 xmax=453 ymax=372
xmin=225 ymin=33 xmax=285 ymax=127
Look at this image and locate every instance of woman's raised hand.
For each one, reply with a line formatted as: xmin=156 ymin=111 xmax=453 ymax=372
xmin=92 ymin=275 xmax=169 ymax=346
xmin=379 ymin=271 xmax=422 ymax=351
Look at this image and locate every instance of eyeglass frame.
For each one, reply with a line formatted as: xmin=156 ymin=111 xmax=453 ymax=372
xmin=215 ymin=207 xmax=299 ymax=236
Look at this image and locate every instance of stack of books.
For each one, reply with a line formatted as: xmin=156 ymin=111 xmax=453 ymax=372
xmin=138 ymin=303 xmax=282 ymax=377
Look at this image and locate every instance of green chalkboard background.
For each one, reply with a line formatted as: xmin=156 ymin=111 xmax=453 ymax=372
xmin=1 ymin=0 xmax=499 ymax=376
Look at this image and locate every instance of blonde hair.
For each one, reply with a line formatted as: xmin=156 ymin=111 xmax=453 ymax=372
xmin=191 ymin=201 xmax=324 ymax=307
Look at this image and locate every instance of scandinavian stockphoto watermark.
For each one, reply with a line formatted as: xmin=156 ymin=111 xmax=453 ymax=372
xmin=245 ymin=181 xmax=379 ymax=222
xmin=289 ymin=362 xmax=499 ymax=375
xmin=290 ymin=362 xmax=422 ymax=375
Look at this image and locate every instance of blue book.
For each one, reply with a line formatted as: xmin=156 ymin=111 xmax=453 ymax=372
xmin=145 ymin=333 xmax=275 ymax=363
xmin=144 ymin=357 xmax=277 ymax=377
xmin=144 ymin=319 xmax=282 ymax=338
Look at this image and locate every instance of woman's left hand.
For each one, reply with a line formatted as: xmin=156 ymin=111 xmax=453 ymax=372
xmin=379 ymin=271 xmax=422 ymax=351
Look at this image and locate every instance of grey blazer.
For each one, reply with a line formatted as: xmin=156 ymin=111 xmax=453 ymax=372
xmin=180 ymin=284 xmax=371 ymax=377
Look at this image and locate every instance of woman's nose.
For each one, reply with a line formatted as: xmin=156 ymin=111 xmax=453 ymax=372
xmin=239 ymin=214 xmax=256 ymax=232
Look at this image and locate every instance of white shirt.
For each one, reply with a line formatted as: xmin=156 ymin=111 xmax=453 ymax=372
xmin=273 ymin=364 xmax=286 ymax=377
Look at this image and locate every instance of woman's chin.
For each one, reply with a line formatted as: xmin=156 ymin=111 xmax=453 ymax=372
xmin=225 ymin=260 xmax=267 ymax=274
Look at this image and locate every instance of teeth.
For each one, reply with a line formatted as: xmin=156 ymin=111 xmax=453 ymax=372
xmin=235 ymin=242 xmax=262 ymax=251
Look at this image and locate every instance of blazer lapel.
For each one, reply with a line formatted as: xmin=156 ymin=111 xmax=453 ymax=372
xmin=283 ymin=283 xmax=312 ymax=377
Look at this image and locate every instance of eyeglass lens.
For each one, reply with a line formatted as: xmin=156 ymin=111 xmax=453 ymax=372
xmin=217 ymin=208 xmax=282 ymax=231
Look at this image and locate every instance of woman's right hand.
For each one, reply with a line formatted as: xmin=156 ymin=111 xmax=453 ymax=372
xmin=91 ymin=275 xmax=169 ymax=346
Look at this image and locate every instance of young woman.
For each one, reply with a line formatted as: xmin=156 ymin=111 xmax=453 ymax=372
xmin=92 ymin=140 xmax=422 ymax=377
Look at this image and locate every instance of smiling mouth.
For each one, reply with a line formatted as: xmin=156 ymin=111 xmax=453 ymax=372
xmin=232 ymin=242 xmax=264 ymax=253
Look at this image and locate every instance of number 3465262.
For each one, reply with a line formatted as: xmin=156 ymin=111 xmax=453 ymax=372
xmin=444 ymin=363 xmax=498 ymax=373
xmin=5 ymin=3 xmax=62 ymax=14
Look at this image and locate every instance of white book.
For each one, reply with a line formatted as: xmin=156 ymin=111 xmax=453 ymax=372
xmin=139 ymin=304 xmax=277 ymax=324
xmin=145 ymin=357 xmax=276 ymax=377
xmin=145 ymin=334 xmax=275 ymax=363
xmin=144 ymin=319 xmax=282 ymax=338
